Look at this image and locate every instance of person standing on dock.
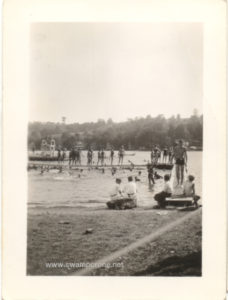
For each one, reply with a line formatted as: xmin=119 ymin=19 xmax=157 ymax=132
xmin=61 ymin=148 xmax=66 ymax=163
xmin=110 ymin=148 xmax=115 ymax=165
xmin=78 ymin=149 xmax=82 ymax=165
xmin=101 ymin=149 xmax=105 ymax=166
xmin=97 ymin=150 xmax=102 ymax=166
xmin=74 ymin=148 xmax=79 ymax=165
xmin=163 ymin=146 xmax=168 ymax=163
xmin=57 ymin=148 xmax=61 ymax=163
xmin=118 ymin=145 xmax=125 ymax=166
xmin=172 ymin=140 xmax=188 ymax=186
xmin=87 ymin=147 xmax=93 ymax=166
xmin=69 ymin=148 xmax=75 ymax=166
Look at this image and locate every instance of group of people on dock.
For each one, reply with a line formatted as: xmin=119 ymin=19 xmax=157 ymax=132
xmin=69 ymin=148 xmax=82 ymax=165
xmin=65 ymin=142 xmax=182 ymax=167
xmin=149 ymin=140 xmax=188 ymax=187
xmin=150 ymin=145 xmax=174 ymax=164
xmin=68 ymin=145 xmax=126 ymax=166
xmin=57 ymin=148 xmax=67 ymax=162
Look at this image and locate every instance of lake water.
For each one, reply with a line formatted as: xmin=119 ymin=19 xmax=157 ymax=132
xmin=28 ymin=151 xmax=202 ymax=209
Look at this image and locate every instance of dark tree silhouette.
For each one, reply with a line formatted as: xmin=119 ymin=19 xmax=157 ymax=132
xmin=28 ymin=114 xmax=203 ymax=150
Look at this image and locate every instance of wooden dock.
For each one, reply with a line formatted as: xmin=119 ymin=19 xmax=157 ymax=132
xmin=27 ymin=161 xmax=174 ymax=171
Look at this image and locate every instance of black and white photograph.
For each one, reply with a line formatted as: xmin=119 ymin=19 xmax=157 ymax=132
xmin=2 ymin=0 xmax=227 ymax=299
xmin=27 ymin=22 xmax=203 ymax=276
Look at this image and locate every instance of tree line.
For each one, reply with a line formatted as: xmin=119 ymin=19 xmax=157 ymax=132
xmin=28 ymin=113 xmax=203 ymax=151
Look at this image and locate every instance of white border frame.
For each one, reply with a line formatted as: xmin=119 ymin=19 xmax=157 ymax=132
xmin=2 ymin=1 xmax=226 ymax=299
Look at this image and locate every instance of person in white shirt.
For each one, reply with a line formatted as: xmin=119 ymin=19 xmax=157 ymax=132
xmin=110 ymin=178 xmax=123 ymax=201
xmin=124 ymin=176 xmax=138 ymax=204
xmin=154 ymin=174 xmax=172 ymax=208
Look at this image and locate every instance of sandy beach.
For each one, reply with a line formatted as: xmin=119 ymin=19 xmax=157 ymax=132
xmin=27 ymin=206 xmax=202 ymax=276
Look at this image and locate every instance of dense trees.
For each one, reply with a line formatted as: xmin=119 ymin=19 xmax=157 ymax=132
xmin=28 ymin=114 xmax=203 ymax=150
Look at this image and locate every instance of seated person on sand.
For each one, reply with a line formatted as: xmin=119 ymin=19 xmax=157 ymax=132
xmin=154 ymin=174 xmax=172 ymax=208
xmin=183 ymin=175 xmax=200 ymax=206
xmin=123 ymin=176 xmax=138 ymax=205
xmin=110 ymin=178 xmax=123 ymax=201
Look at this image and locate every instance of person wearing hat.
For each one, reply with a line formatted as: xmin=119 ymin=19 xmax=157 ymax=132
xmin=172 ymin=139 xmax=187 ymax=186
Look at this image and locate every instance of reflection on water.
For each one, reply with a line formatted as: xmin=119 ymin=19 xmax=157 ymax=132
xmin=28 ymin=151 xmax=202 ymax=209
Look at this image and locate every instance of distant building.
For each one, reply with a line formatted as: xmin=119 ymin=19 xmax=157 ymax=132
xmin=41 ymin=138 xmax=56 ymax=156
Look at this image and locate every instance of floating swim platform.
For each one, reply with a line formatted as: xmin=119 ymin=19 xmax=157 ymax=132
xmin=154 ymin=163 xmax=173 ymax=170
xmin=29 ymin=156 xmax=60 ymax=161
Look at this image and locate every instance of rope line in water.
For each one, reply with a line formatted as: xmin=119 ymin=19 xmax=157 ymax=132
xmin=72 ymin=208 xmax=201 ymax=276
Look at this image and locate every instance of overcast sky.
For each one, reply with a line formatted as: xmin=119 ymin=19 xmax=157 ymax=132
xmin=30 ymin=23 xmax=202 ymax=123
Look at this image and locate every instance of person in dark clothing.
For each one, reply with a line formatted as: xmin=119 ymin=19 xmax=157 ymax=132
xmin=154 ymin=174 xmax=172 ymax=208
xmin=101 ymin=149 xmax=105 ymax=166
xmin=110 ymin=148 xmax=114 ymax=165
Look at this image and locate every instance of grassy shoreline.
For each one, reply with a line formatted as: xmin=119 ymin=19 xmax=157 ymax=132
xmin=27 ymin=206 xmax=202 ymax=276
